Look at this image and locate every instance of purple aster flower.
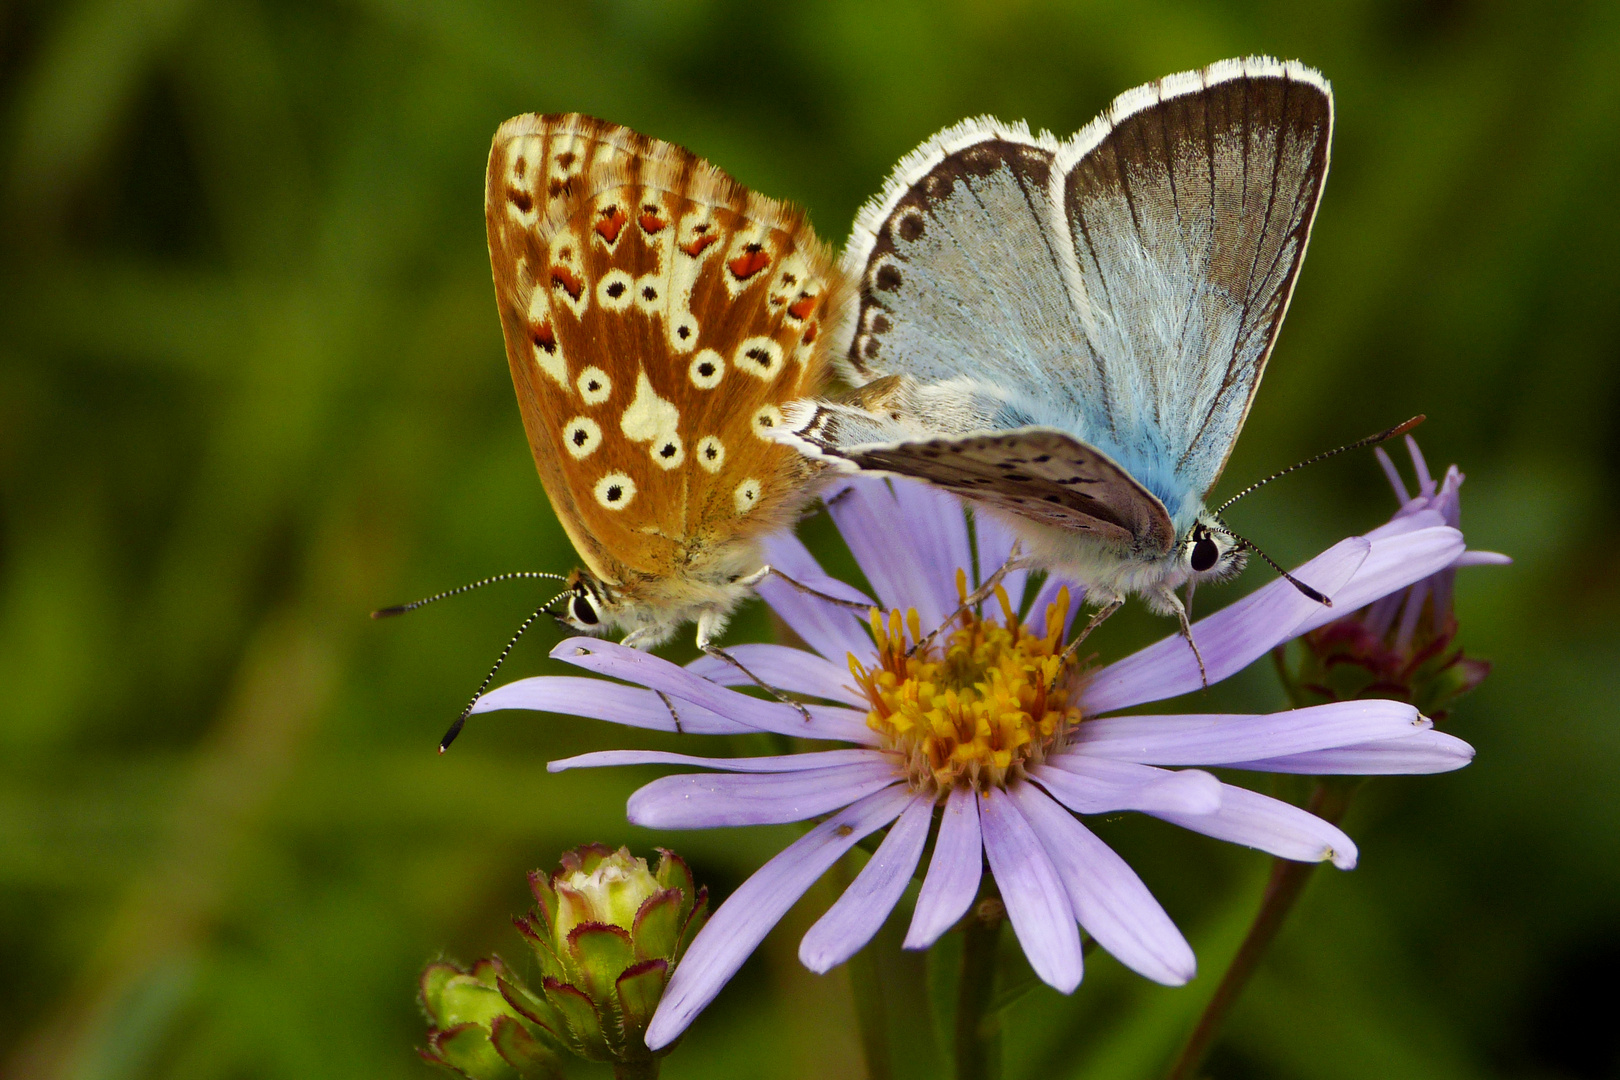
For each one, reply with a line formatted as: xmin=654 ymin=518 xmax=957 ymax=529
xmin=1284 ymin=436 xmax=1511 ymax=717
xmin=473 ymin=477 xmax=1472 ymax=1050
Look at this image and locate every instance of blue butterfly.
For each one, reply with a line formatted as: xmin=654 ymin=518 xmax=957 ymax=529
xmin=781 ymin=57 xmax=1338 ymax=661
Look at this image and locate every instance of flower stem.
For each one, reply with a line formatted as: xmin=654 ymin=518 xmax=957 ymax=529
xmin=954 ymin=899 xmax=1004 ymax=1080
xmin=847 ymin=932 xmax=894 ymax=1080
xmin=1164 ymin=779 xmax=1359 ymax=1080
xmin=612 ymin=1060 xmax=661 ymax=1080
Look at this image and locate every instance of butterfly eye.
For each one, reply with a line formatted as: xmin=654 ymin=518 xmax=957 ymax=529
xmin=570 ymin=594 xmax=599 ymax=626
xmin=1191 ymin=535 xmax=1220 ymax=573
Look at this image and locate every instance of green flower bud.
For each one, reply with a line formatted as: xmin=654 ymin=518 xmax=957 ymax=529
xmin=418 ymin=958 xmax=564 ymax=1080
xmin=510 ymin=845 xmax=708 ymax=1067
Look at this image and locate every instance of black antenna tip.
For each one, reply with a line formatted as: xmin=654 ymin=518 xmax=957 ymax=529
xmin=372 ymin=605 xmax=409 ymax=619
xmin=1286 ymin=576 xmax=1332 ymax=605
xmin=439 ymin=712 xmax=470 ymax=753
xmin=1387 ymin=414 xmax=1426 ymax=439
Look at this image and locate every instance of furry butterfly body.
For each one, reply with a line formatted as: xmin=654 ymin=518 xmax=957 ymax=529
xmin=781 ymin=58 xmax=1335 ymax=628
xmin=487 ymin=114 xmax=847 ymax=649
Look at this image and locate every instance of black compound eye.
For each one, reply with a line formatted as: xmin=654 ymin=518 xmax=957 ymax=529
xmin=1191 ymin=536 xmax=1219 ymax=573
xmin=570 ymin=595 xmax=599 ymax=625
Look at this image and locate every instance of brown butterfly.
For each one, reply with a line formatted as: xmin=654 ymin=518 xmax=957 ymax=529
xmin=483 ymin=113 xmax=849 ymax=658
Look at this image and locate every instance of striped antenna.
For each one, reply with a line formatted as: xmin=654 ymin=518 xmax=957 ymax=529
xmin=371 ymin=571 xmax=570 ymax=618
xmin=1215 ymin=416 xmax=1425 ymax=515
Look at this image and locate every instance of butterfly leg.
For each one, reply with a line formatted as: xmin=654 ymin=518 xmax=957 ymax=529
xmin=695 ymin=610 xmax=814 ymax=723
xmin=1059 ymin=595 xmax=1124 ymax=664
xmin=1159 ymin=588 xmax=1209 ymax=688
xmin=743 ymin=565 xmax=875 ymax=613
xmin=656 ymin=690 xmax=685 ymax=735
xmin=908 ymin=543 xmax=1027 ymax=657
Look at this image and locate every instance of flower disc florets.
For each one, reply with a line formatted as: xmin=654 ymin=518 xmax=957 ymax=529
xmin=850 ymin=577 xmax=1082 ymax=796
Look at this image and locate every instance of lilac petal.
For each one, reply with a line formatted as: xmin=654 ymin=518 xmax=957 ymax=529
xmin=552 ymin=638 xmax=879 ymax=745
xmin=1012 ymin=783 xmax=1195 ymax=986
xmin=1392 ymin=579 xmax=1429 ymax=655
xmin=974 ymin=510 xmax=1028 ymax=612
xmin=627 ymin=761 xmax=901 ymax=828
xmin=1291 ymin=526 xmax=1464 ymax=638
xmin=548 ymin=748 xmax=888 ymax=774
xmin=471 ymin=676 xmax=750 ymax=735
xmin=1456 ymin=550 xmax=1512 ymax=567
xmin=1407 ymin=434 xmax=1435 ymax=495
xmin=1223 ymin=730 xmax=1475 ymax=775
xmin=1083 ymin=536 xmax=1371 ymax=714
xmin=905 ymin=786 xmax=982 ymax=950
xmin=1153 ymin=784 xmax=1358 ymax=869
xmin=1032 ymin=759 xmax=1221 ymax=815
xmin=800 ymin=791 xmax=935 ymax=972
xmin=758 ymin=530 xmax=876 ymax=665
xmin=825 ymin=480 xmax=953 ymax=631
xmin=645 ymin=784 xmax=913 ymax=1050
xmin=893 ymin=478 xmax=975 ymax=602
xmin=1026 ymin=574 xmax=1084 ymax=639
xmin=1069 ymin=700 xmax=1428 ymax=765
xmin=685 ymin=644 xmax=865 ymax=706
xmin=980 ymin=787 xmax=1083 ymax=992
xmin=1375 ymin=446 xmax=1410 ymax=504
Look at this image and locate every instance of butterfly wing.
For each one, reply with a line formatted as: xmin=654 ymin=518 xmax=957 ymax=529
xmin=486 ymin=114 xmax=843 ymax=593
xmin=834 ymin=428 xmax=1174 ymax=553
xmin=1056 ymin=57 xmax=1333 ymax=510
xmin=837 ymin=58 xmax=1332 ymax=530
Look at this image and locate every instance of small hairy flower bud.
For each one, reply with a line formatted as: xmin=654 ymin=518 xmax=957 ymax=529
xmin=418 ymin=957 xmax=563 ymax=1080
xmin=508 ymin=845 xmax=708 ymax=1067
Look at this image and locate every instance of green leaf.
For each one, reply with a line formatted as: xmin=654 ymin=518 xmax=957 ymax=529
xmin=497 ymin=976 xmax=566 ymax=1045
xmin=542 ymin=978 xmax=608 ymax=1060
xmin=631 ymin=888 xmax=684 ymax=960
xmin=426 ymin=1023 xmax=517 ymax=1080
xmin=566 ymin=922 xmax=636 ymax=1000
xmin=420 ymin=962 xmax=463 ymax=1026
xmin=675 ymin=888 xmax=710 ymax=959
xmin=526 ymin=870 xmax=560 ymax=937
xmin=489 ymin=1015 xmax=566 ymax=1080
xmin=614 ymin=958 xmax=669 ymax=1038
xmin=654 ymin=848 xmax=697 ymax=921
xmin=514 ymin=915 xmax=570 ymax=985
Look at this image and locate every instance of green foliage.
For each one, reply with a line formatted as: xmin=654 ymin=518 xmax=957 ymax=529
xmin=2 ymin=1 xmax=1617 ymax=1077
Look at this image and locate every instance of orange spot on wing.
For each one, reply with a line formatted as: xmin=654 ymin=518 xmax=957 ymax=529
xmin=531 ymin=321 xmax=557 ymax=353
xmin=801 ymin=322 xmax=818 ymax=344
xmin=639 ymin=210 xmax=668 ymax=234
xmin=550 ymin=266 xmax=584 ymax=300
xmin=728 ymin=245 xmax=770 ymax=280
xmin=787 ymin=294 xmax=817 ymax=320
xmin=681 ymin=232 xmax=719 ymax=257
xmin=594 ymin=207 xmax=627 ymax=244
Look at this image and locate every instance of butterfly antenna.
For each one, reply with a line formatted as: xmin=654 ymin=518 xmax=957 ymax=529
xmin=1210 ymin=524 xmax=1333 ymax=607
xmin=1214 ymin=415 xmax=1426 ymax=515
xmin=372 ymin=571 xmax=570 ymax=618
xmin=438 ymin=600 xmax=556 ymax=753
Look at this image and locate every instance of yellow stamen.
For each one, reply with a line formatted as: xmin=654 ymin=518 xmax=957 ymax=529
xmin=849 ymin=585 xmax=1082 ymax=797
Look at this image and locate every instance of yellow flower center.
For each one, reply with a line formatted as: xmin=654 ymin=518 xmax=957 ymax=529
xmin=849 ymin=575 xmax=1082 ymax=796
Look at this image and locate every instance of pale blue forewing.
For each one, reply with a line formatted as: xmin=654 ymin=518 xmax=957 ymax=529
xmin=827 ymin=57 xmax=1333 ymax=540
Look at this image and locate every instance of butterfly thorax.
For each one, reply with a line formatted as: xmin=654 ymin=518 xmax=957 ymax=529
xmin=1010 ymin=506 xmax=1246 ymax=614
xmin=560 ymin=536 xmax=766 ymax=649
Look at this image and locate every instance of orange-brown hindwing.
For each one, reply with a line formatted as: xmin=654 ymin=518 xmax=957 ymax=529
xmin=486 ymin=114 xmax=845 ymax=588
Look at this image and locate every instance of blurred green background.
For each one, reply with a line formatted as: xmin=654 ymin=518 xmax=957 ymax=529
xmin=2 ymin=0 xmax=1616 ymax=1077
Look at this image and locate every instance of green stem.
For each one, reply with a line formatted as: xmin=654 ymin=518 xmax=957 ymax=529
xmin=833 ymin=854 xmax=894 ymax=1080
xmin=954 ymin=901 xmax=1003 ymax=1080
xmin=848 ymin=931 xmax=894 ymax=1080
xmin=1164 ymin=780 xmax=1358 ymax=1080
